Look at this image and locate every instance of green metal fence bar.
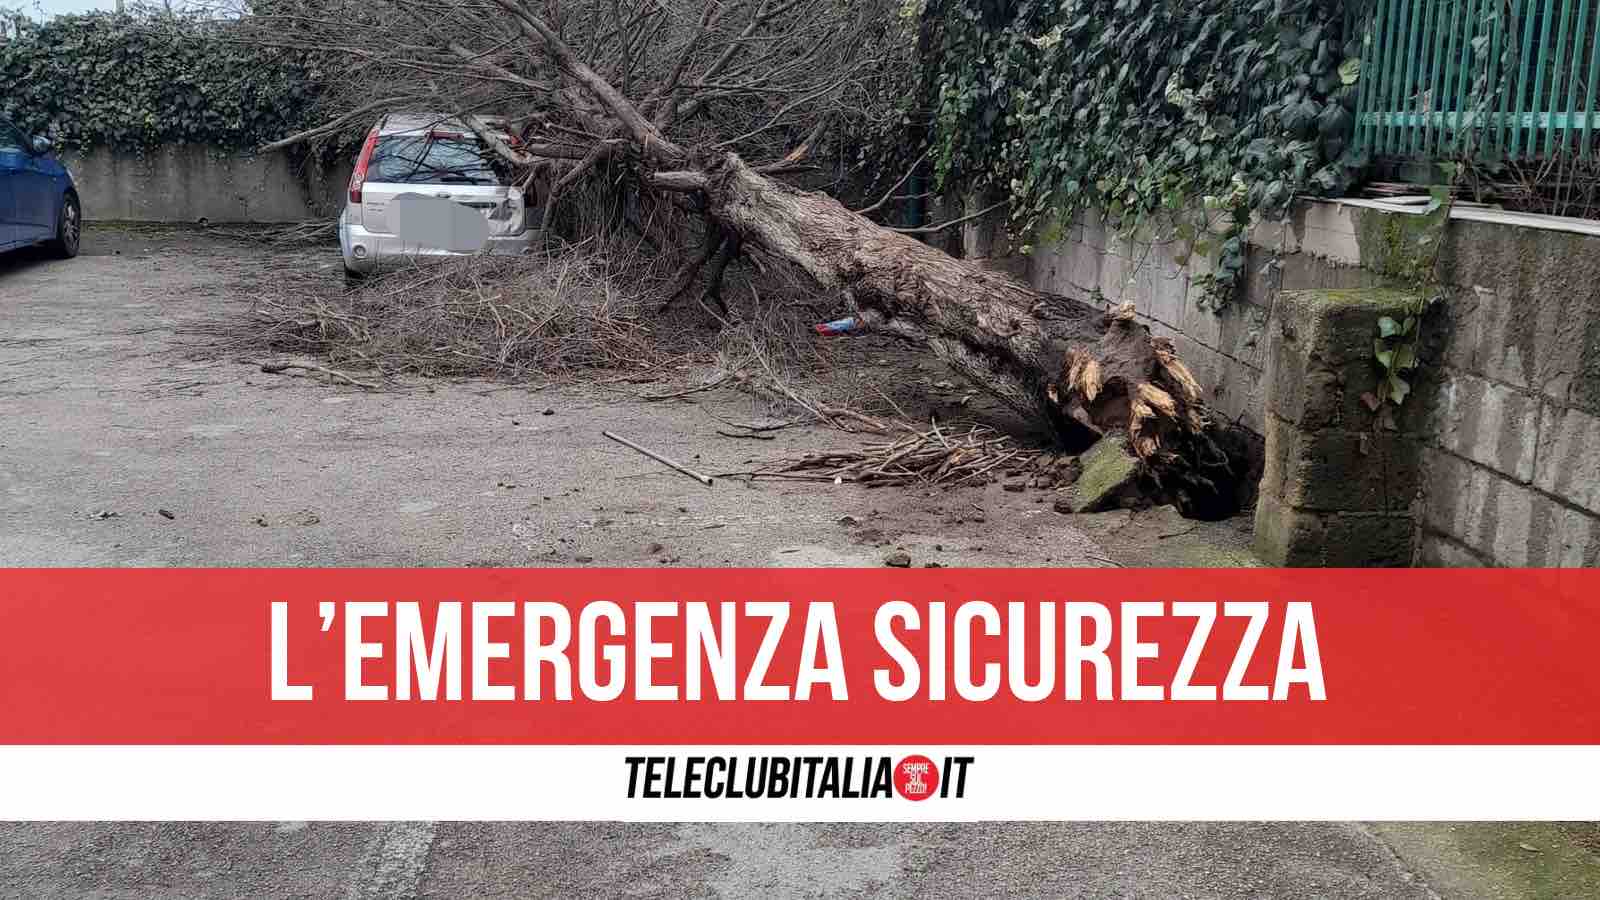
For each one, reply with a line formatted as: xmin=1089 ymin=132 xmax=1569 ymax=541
xmin=1453 ymin=0 xmax=1481 ymax=142
xmin=1428 ymin=0 xmax=1456 ymax=154
xmin=1377 ymin=0 xmax=1403 ymax=152
xmin=1531 ymin=0 xmax=1559 ymax=156
xmin=1490 ymin=0 xmax=1515 ymax=155
xmin=1441 ymin=0 xmax=1465 ymax=151
xmin=1544 ymin=0 xmax=1565 ymax=155
xmin=1361 ymin=0 xmax=1383 ymax=151
xmin=1406 ymin=0 xmax=1434 ymax=154
xmin=1583 ymin=0 xmax=1600 ymax=155
xmin=1512 ymin=0 xmax=1541 ymax=155
xmin=1357 ymin=0 xmax=1600 ymax=162
xmin=1401 ymin=0 xmax=1424 ymax=155
xmin=1402 ymin=0 xmax=1429 ymax=154
xmin=1504 ymin=0 xmax=1529 ymax=150
xmin=1355 ymin=3 xmax=1376 ymax=151
xmin=1393 ymin=0 xmax=1417 ymax=154
xmin=1421 ymin=0 xmax=1444 ymax=154
xmin=1568 ymin=0 xmax=1593 ymax=155
xmin=1358 ymin=0 xmax=1377 ymax=150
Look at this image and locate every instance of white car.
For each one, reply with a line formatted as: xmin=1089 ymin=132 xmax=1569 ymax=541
xmin=338 ymin=114 xmax=539 ymax=276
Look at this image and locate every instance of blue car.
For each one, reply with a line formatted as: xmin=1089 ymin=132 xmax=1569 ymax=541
xmin=0 ymin=115 xmax=80 ymax=258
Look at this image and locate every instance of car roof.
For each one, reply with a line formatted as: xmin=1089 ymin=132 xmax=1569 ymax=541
xmin=377 ymin=113 xmax=511 ymax=137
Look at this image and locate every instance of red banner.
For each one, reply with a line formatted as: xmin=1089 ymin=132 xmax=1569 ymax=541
xmin=1 ymin=568 xmax=1595 ymax=744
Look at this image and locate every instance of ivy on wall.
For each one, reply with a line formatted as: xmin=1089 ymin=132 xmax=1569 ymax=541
xmin=919 ymin=0 xmax=1369 ymax=306
xmin=0 ymin=11 xmax=321 ymax=153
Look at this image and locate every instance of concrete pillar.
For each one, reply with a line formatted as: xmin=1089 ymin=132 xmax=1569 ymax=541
xmin=1254 ymin=288 xmax=1429 ymax=566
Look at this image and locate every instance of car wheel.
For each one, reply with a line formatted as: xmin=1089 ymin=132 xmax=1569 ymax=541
xmin=48 ymin=193 xmax=81 ymax=259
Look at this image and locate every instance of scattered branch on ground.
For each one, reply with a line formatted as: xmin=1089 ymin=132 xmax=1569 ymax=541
xmin=682 ymin=272 xmax=897 ymax=433
xmin=255 ymin=359 xmax=381 ymax=389
xmin=729 ymin=369 xmax=895 ymax=434
xmin=209 ymin=220 xmax=339 ymax=246
xmin=764 ymin=422 xmax=1069 ymax=488
xmin=640 ymin=374 xmax=728 ymax=401
xmin=602 ymin=429 xmax=715 ymax=486
xmin=223 ymin=246 xmax=666 ymax=380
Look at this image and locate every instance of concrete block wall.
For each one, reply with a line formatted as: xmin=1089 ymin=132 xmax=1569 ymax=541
xmin=1412 ymin=219 xmax=1600 ymax=566
xmin=984 ymin=199 xmax=1600 ymax=567
xmin=63 ymin=145 xmax=352 ymax=224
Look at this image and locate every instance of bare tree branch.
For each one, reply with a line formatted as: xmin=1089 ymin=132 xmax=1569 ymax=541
xmin=484 ymin=0 xmax=685 ymax=160
xmin=259 ymin=96 xmax=410 ymax=152
xmin=855 ymin=146 xmax=930 ymax=215
xmin=889 ymin=199 xmax=1008 ymax=235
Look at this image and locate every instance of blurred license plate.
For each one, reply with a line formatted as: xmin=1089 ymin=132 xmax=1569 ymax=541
xmin=390 ymin=193 xmax=491 ymax=253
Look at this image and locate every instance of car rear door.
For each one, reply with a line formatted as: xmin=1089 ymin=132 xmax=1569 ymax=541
xmin=7 ymin=123 xmax=56 ymax=241
xmin=355 ymin=131 xmax=525 ymax=243
xmin=0 ymin=120 xmax=27 ymax=249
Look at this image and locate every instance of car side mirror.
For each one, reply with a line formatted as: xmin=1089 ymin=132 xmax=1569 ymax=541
xmin=30 ymin=135 xmax=52 ymax=155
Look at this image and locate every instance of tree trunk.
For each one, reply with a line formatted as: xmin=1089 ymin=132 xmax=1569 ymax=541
xmin=698 ymin=154 xmax=1244 ymax=517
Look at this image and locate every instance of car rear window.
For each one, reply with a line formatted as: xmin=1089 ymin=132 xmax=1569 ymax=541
xmin=367 ymin=134 xmax=510 ymax=186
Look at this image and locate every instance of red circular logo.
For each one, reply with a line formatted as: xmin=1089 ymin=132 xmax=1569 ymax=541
xmin=893 ymin=755 xmax=940 ymax=801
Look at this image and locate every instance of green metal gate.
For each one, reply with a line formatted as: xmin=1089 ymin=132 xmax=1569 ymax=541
xmin=1354 ymin=0 xmax=1600 ymax=160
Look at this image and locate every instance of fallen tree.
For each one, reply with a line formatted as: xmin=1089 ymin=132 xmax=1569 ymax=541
xmin=684 ymin=154 xmax=1241 ymax=515
xmin=245 ymin=0 xmax=1244 ymax=516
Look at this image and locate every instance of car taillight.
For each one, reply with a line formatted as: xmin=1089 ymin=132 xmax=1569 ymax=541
xmin=348 ymin=128 xmax=380 ymax=205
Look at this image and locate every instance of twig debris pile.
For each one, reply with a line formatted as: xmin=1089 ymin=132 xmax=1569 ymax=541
xmin=775 ymin=423 xmax=1079 ymax=489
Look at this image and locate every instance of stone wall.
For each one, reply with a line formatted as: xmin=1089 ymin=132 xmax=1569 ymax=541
xmin=984 ymin=200 xmax=1600 ymax=566
xmin=1415 ymin=219 xmax=1600 ymax=566
xmin=63 ymin=145 xmax=352 ymax=224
